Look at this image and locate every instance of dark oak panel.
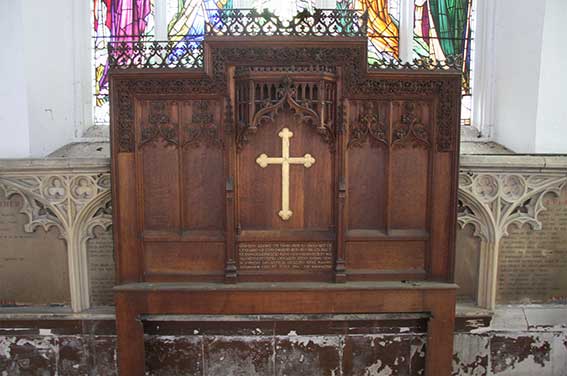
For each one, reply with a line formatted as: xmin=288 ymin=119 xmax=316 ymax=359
xmin=347 ymin=146 xmax=387 ymax=231
xmin=110 ymin=36 xmax=461 ymax=376
xmin=143 ymin=242 xmax=225 ymax=275
xmin=180 ymin=100 xmax=225 ymax=231
xmin=345 ymin=241 xmax=426 ymax=271
xmin=238 ymin=111 xmax=333 ymax=231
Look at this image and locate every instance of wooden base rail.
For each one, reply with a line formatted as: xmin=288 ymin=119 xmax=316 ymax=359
xmin=115 ymin=281 xmax=457 ymax=376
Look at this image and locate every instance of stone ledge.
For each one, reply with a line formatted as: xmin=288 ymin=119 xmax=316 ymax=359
xmin=2 ymin=154 xmax=566 ymax=173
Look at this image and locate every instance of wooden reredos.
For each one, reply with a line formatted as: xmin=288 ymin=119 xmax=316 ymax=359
xmin=109 ymin=8 xmax=462 ymax=376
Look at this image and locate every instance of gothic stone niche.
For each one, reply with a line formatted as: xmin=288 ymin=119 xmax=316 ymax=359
xmin=497 ymin=186 xmax=567 ymax=304
xmin=0 ymin=191 xmax=69 ymax=305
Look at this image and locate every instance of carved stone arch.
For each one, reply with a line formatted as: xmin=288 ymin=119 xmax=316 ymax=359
xmin=0 ymin=179 xmax=66 ymax=237
xmin=457 ymin=188 xmax=495 ymax=243
xmin=458 ymin=171 xmax=567 ymax=309
xmin=72 ymin=190 xmax=113 ymax=310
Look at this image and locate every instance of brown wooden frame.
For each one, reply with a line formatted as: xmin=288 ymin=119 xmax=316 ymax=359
xmin=110 ymin=36 xmax=461 ymax=375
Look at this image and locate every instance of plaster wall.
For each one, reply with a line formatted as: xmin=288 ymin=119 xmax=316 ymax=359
xmin=0 ymin=0 xmax=92 ymax=158
xmin=0 ymin=2 xmax=31 ymax=158
xmin=535 ymin=0 xmax=567 ymax=154
xmin=491 ymin=0 xmax=546 ymax=153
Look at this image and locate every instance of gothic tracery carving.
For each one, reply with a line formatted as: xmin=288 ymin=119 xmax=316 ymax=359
xmin=112 ymin=45 xmax=459 ymax=153
xmin=140 ymin=101 xmax=179 ymax=147
xmin=236 ymin=77 xmax=335 ymax=151
xmin=0 ymin=167 xmax=112 ymax=312
xmin=457 ymin=169 xmax=567 ymax=308
xmin=347 ymin=101 xmax=388 ymax=148
xmin=183 ymin=100 xmax=224 ymax=149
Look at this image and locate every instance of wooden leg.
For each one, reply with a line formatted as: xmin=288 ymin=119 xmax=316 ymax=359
xmin=116 ymin=293 xmax=145 ymax=376
xmin=425 ymin=291 xmax=456 ymax=376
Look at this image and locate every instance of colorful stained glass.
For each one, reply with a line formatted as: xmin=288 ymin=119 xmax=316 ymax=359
xmin=413 ymin=0 xmax=474 ymax=125
xmin=93 ymin=0 xmax=155 ymax=125
xmin=336 ymin=0 xmax=400 ymax=62
xmin=167 ymin=0 xmax=232 ymax=41
xmin=92 ymin=0 xmax=474 ymax=126
xmin=359 ymin=0 xmax=400 ymax=62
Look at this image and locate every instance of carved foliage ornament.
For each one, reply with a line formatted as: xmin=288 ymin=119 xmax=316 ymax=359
xmin=347 ymin=101 xmax=431 ymax=149
xmin=184 ymin=100 xmax=224 ymax=149
xmin=206 ymin=8 xmax=368 ymax=38
xmin=113 ymin=45 xmax=457 ymax=152
xmin=140 ymin=101 xmax=178 ymax=147
xmin=348 ymin=101 xmax=388 ymax=148
xmin=354 ymin=78 xmax=459 ymax=152
xmin=138 ymin=99 xmax=223 ymax=149
xmin=114 ymin=78 xmax=220 ymax=153
xmin=392 ymin=102 xmax=430 ymax=147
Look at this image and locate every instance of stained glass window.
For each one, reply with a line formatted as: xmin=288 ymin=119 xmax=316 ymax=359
xmin=413 ymin=0 xmax=474 ymax=125
xmin=92 ymin=0 xmax=155 ymax=125
xmin=92 ymin=0 xmax=474 ymax=126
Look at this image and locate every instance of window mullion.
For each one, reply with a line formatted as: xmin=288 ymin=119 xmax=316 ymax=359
xmin=399 ymin=0 xmax=415 ymax=62
xmin=155 ymin=0 xmax=168 ymax=40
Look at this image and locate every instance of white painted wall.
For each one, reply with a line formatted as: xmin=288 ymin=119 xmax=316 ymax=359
xmin=0 ymin=2 xmax=31 ymax=158
xmin=535 ymin=0 xmax=567 ymax=153
xmin=0 ymin=0 xmax=92 ymax=158
xmin=491 ymin=0 xmax=546 ymax=153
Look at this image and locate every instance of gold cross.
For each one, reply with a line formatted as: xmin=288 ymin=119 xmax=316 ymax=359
xmin=256 ymin=128 xmax=316 ymax=221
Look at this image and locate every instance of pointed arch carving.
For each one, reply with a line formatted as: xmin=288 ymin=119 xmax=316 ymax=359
xmin=236 ymin=77 xmax=335 ymax=150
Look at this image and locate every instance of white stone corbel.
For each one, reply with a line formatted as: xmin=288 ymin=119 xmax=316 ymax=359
xmin=458 ymin=158 xmax=567 ymax=309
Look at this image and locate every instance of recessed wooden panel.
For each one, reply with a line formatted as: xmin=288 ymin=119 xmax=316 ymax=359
xmin=388 ymin=101 xmax=432 ymax=231
xmin=347 ymin=146 xmax=387 ymax=230
xmin=430 ymin=152 xmax=454 ymax=279
xmin=180 ymin=100 xmax=225 ymax=231
xmin=238 ymin=110 xmax=333 ymax=230
xmin=139 ymin=101 xmax=180 ymax=232
xmin=345 ymin=241 xmax=425 ymax=271
xmin=389 ymin=146 xmax=428 ymax=230
xmin=143 ymin=242 xmax=225 ymax=274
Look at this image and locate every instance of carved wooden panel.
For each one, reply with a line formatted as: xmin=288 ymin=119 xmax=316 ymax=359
xmin=345 ymin=99 xmax=436 ymax=279
xmin=110 ymin=40 xmax=461 ymax=285
xmin=237 ymin=110 xmax=334 ymax=231
xmin=130 ymin=97 xmax=226 ymax=280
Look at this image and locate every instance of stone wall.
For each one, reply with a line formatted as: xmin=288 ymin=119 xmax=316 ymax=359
xmin=0 ymin=308 xmax=566 ymax=375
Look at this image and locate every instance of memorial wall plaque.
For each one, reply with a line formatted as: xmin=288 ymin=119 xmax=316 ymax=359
xmin=87 ymin=226 xmax=115 ymax=306
xmin=0 ymin=191 xmax=70 ymax=305
xmin=497 ymin=186 xmax=567 ymax=304
xmin=238 ymin=242 xmax=333 ymax=271
xmin=455 ymin=225 xmax=481 ymax=301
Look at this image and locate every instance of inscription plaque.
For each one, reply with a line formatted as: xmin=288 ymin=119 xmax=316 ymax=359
xmin=497 ymin=187 xmax=567 ymax=304
xmin=87 ymin=226 xmax=115 ymax=306
xmin=0 ymin=191 xmax=69 ymax=305
xmin=455 ymin=225 xmax=481 ymax=301
xmin=239 ymin=242 xmax=333 ymax=271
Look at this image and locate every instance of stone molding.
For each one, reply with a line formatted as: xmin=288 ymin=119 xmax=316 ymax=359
xmin=1 ymin=155 xmax=566 ymax=312
xmin=458 ymin=155 xmax=567 ymax=309
xmin=0 ymin=159 xmax=111 ymax=312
